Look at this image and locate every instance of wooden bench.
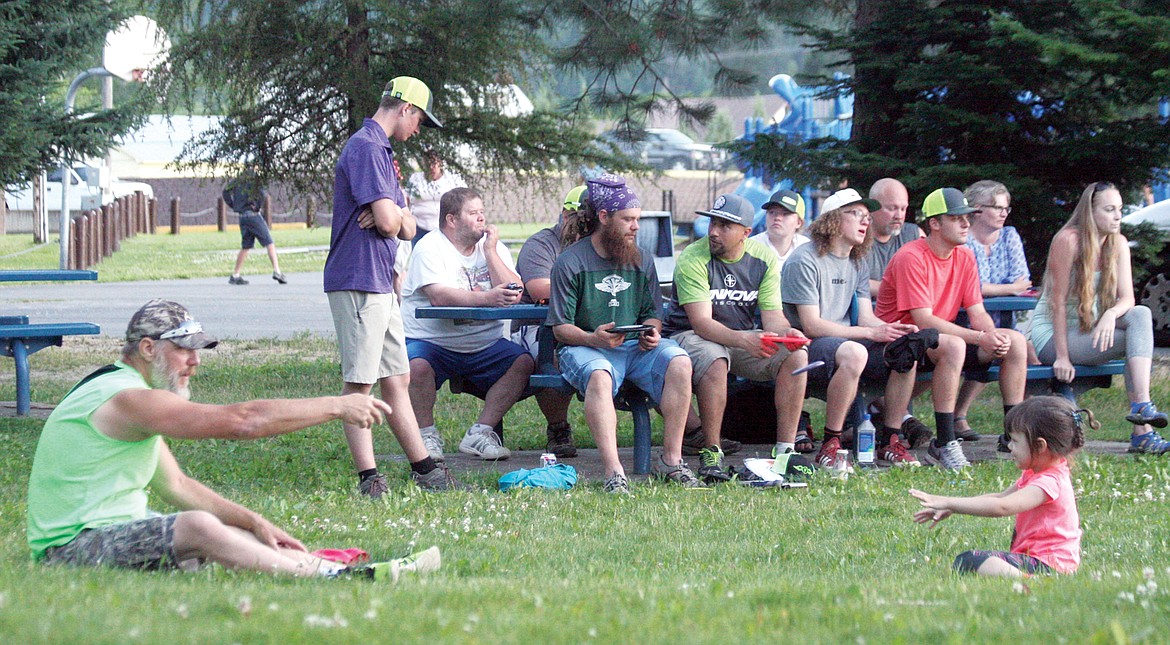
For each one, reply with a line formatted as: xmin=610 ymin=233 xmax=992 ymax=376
xmin=1 ymin=317 xmax=100 ymax=415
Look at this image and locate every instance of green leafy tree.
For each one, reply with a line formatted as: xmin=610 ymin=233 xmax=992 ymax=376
xmin=146 ymin=0 xmax=629 ymax=192
xmin=0 ymin=1 xmax=146 ymax=188
xmin=737 ymin=0 xmax=1170 ymax=272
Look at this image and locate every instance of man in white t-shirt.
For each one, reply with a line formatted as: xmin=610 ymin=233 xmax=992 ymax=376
xmin=750 ymin=189 xmax=810 ymax=273
xmin=402 ymin=187 xmax=534 ymax=460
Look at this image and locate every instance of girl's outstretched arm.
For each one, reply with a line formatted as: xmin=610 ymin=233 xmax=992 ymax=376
xmin=910 ymin=484 xmax=1045 ymax=525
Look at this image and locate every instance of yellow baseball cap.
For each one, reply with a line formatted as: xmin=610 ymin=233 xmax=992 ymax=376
xmin=563 ymin=185 xmax=587 ymax=211
xmin=382 ymin=76 xmax=442 ymax=128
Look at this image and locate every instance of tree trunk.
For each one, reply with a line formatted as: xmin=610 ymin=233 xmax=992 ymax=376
xmin=344 ymin=2 xmax=372 ymax=136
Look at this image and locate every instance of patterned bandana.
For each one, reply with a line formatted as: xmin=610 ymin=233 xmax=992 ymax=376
xmin=586 ymin=173 xmax=641 ymax=213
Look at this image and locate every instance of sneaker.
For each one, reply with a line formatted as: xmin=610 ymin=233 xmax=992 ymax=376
xmin=420 ymin=427 xmax=445 ymax=462
xmin=272 ymin=271 xmax=287 ymax=284
xmin=357 ymin=546 xmax=441 ymax=583
xmin=879 ymin=435 xmax=921 ymax=467
xmin=652 ymin=456 xmax=706 ymax=488
xmin=603 ymin=472 xmax=631 ymax=494
xmin=997 ymin=433 xmax=1011 ymax=453
xmin=697 ymin=446 xmax=732 ymax=483
xmin=545 ymin=421 xmax=577 ymax=458
xmin=358 ymin=473 xmax=389 ymax=500
xmin=954 ymin=418 xmax=982 ymax=442
xmin=228 ymin=275 xmax=248 ymax=285
xmin=1128 ymin=430 xmax=1170 ymax=455
xmin=902 ymin=416 xmax=934 ymax=449
xmin=1126 ymin=403 xmax=1169 ymax=429
xmin=410 ymin=463 xmax=464 ymax=491
xmin=681 ymin=426 xmax=742 ymax=456
xmin=814 ymin=435 xmax=843 ymax=469
xmin=925 ymin=439 xmax=971 ymax=470
xmin=458 ymin=428 xmax=510 ymax=460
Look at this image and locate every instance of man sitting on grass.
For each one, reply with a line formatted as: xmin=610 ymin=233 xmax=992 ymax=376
xmin=26 ymin=299 xmax=436 ymax=580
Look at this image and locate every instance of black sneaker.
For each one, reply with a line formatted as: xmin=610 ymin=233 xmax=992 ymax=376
xmin=696 ymin=445 xmax=732 ymax=483
xmin=681 ymin=426 xmax=742 ymax=456
xmin=901 ymin=416 xmax=934 ymax=449
xmin=228 ymin=275 xmax=248 ymax=285
xmin=272 ymin=271 xmax=288 ymax=284
xmin=545 ymin=421 xmax=577 ymax=458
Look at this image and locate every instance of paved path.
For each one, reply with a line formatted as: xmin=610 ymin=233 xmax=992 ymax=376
xmin=0 ymin=271 xmax=335 ymax=340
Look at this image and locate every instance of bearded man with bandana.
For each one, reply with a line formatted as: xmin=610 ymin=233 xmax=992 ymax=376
xmin=547 ymin=174 xmax=701 ymax=493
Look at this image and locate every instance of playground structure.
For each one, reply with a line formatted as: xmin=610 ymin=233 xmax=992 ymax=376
xmin=694 ymin=76 xmax=1170 ymax=239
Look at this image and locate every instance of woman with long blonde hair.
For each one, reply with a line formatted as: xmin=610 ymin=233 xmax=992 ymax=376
xmin=1028 ymin=182 xmax=1167 ymax=454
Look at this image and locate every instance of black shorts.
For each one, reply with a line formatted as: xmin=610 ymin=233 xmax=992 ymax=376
xmin=239 ymin=212 xmax=273 ymax=249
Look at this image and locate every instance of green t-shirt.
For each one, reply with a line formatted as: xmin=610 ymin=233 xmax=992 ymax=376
xmin=26 ymin=361 xmax=161 ymax=560
xmin=547 ymin=238 xmax=660 ymax=338
xmin=663 ymin=237 xmax=781 ymax=335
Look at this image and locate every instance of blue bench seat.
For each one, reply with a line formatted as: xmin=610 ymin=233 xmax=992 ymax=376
xmin=1 ymin=321 xmax=101 ymax=415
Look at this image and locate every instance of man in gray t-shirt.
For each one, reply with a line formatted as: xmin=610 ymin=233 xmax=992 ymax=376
xmin=866 ymin=178 xmax=923 ymax=296
xmin=781 ymin=188 xmax=926 ymax=468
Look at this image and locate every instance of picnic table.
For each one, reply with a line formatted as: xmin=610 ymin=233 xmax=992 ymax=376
xmin=1 ymin=270 xmax=100 ymax=415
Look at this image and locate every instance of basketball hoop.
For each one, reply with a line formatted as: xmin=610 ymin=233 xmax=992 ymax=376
xmin=103 ymin=16 xmax=170 ymax=83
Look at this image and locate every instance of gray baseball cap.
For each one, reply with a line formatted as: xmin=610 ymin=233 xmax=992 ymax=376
xmin=125 ymin=299 xmax=218 ymax=350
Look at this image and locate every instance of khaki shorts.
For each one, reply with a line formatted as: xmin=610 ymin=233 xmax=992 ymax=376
xmin=673 ymin=329 xmax=791 ymax=384
xmin=328 ymin=290 xmax=409 ymax=384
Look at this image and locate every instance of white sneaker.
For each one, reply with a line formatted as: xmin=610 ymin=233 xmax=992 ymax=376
xmin=458 ymin=427 xmax=510 ymax=460
xmin=419 ymin=427 xmax=445 ymax=462
xmin=925 ymin=439 xmax=971 ymax=470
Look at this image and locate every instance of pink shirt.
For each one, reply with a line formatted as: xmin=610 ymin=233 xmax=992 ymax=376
xmin=1012 ymin=458 xmax=1081 ymax=573
xmin=874 ymin=238 xmax=982 ymax=325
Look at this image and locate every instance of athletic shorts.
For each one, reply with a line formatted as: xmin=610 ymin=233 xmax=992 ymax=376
xmin=671 ymin=329 xmax=791 ymax=384
xmin=239 ymin=212 xmax=273 ymax=249
xmin=805 ymin=337 xmax=895 ymax=387
xmin=328 ymin=290 xmax=409 ymax=383
xmin=41 ymin=514 xmax=194 ymax=570
xmin=952 ymin=549 xmax=1054 ymax=575
xmin=407 ymin=337 xmax=529 ymax=392
xmin=557 ymin=338 xmax=689 ymax=403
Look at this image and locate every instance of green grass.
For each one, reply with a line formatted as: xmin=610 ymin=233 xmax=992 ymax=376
xmin=1 ymin=338 xmax=1169 ymax=643
xmin=0 ymin=222 xmax=548 ymax=282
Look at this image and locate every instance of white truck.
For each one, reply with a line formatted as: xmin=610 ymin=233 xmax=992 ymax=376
xmin=4 ymin=165 xmax=154 ymax=213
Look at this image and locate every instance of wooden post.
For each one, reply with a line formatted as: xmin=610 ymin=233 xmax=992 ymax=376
xmin=170 ymin=196 xmax=181 ymax=234
xmin=306 ymin=196 xmax=316 ymax=228
xmin=263 ymin=193 xmax=273 ymax=228
xmin=72 ymin=214 xmax=86 ymax=269
xmin=31 ymin=173 xmax=45 ymax=244
xmin=87 ymin=209 xmax=98 ymax=267
xmin=148 ymin=197 xmax=157 ymax=234
xmin=217 ymin=197 xmax=228 ymax=232
xmin=101 ymin=204 xmax=112 ymax=258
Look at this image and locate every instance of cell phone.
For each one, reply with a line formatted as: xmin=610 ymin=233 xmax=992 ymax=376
xmin=505 ymin=282 xmax=523 ymax=292
xmin=608 ymin=324 xmax=653 ymax=334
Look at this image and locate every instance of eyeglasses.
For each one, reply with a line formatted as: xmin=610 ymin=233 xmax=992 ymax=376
xmin=976 ymin=204 xmax=1011 ymax=215
xmin=840 ymin=208 xmax=872 ymax=222
xmin=158 ymin=320 xmax=204 ymax=341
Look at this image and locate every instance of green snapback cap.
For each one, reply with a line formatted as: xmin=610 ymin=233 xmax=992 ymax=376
xmin=383 ymin=76 xmax=442 ymax=128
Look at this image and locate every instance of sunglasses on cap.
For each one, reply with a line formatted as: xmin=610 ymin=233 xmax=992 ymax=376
xmin=157 ymin=320 xmax=204 ymax=341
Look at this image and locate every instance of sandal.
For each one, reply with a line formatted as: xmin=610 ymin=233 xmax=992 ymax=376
xmin=953 ymin=416 xmax=981 ymax=442
xmin=794 ymin=430 xmax=815 ymax=454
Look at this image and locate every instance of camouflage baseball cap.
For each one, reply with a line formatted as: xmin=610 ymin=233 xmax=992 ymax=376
xmin=125 ymin=299 xmax=218 ymax=349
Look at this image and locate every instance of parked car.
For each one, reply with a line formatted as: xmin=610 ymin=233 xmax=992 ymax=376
xmin=600 ymin=128 xmax=725 ymax=171
xmin=1122 ymin=199 xmax=1170 ymax=346
xmin=3 ymin=166 xmax=153 ymax=213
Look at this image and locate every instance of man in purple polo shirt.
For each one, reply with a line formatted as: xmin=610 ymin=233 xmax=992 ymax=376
xmin=325 ymin=76 xmax=461 ymax=497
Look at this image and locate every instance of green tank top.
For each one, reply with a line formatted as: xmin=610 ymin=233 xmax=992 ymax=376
xmin=26 ymin=361 xmax=161 ymax=560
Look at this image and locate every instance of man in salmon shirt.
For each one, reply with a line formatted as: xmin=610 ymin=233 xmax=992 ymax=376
xmin=875 ymin=187 xmax=1027 ymax=470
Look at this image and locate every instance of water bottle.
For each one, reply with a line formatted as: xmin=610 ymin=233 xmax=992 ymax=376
xmin=856 ymin=413 xmax=876 ymax=467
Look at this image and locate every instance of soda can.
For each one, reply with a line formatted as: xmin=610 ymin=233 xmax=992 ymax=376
xmin=832 ymin=449 xmax=850 ymax=480
xmin=540 ymin=453 xmax=558 ymax=468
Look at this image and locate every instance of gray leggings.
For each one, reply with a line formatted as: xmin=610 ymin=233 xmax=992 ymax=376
xmin=1038 ymin=305 xmax=1154 ymax=367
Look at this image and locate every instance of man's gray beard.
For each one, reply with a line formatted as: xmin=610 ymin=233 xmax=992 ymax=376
xmin=151 ymin=359 xmax=191 ymax=400
xmin=599 ymin=223 xmax=641 ymax=267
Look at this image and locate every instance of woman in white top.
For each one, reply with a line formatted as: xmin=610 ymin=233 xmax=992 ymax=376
xmin=406 ymin=149 xmax=466 ymax=244
xmin=1028 ymin=181 xmax=1167 ymax=454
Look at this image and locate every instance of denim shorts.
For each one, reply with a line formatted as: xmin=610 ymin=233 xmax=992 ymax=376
xmin=239 ymin=212 xmax=273 ymax=248
xmin=557 ymin=338 xmax=688 ymax=403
